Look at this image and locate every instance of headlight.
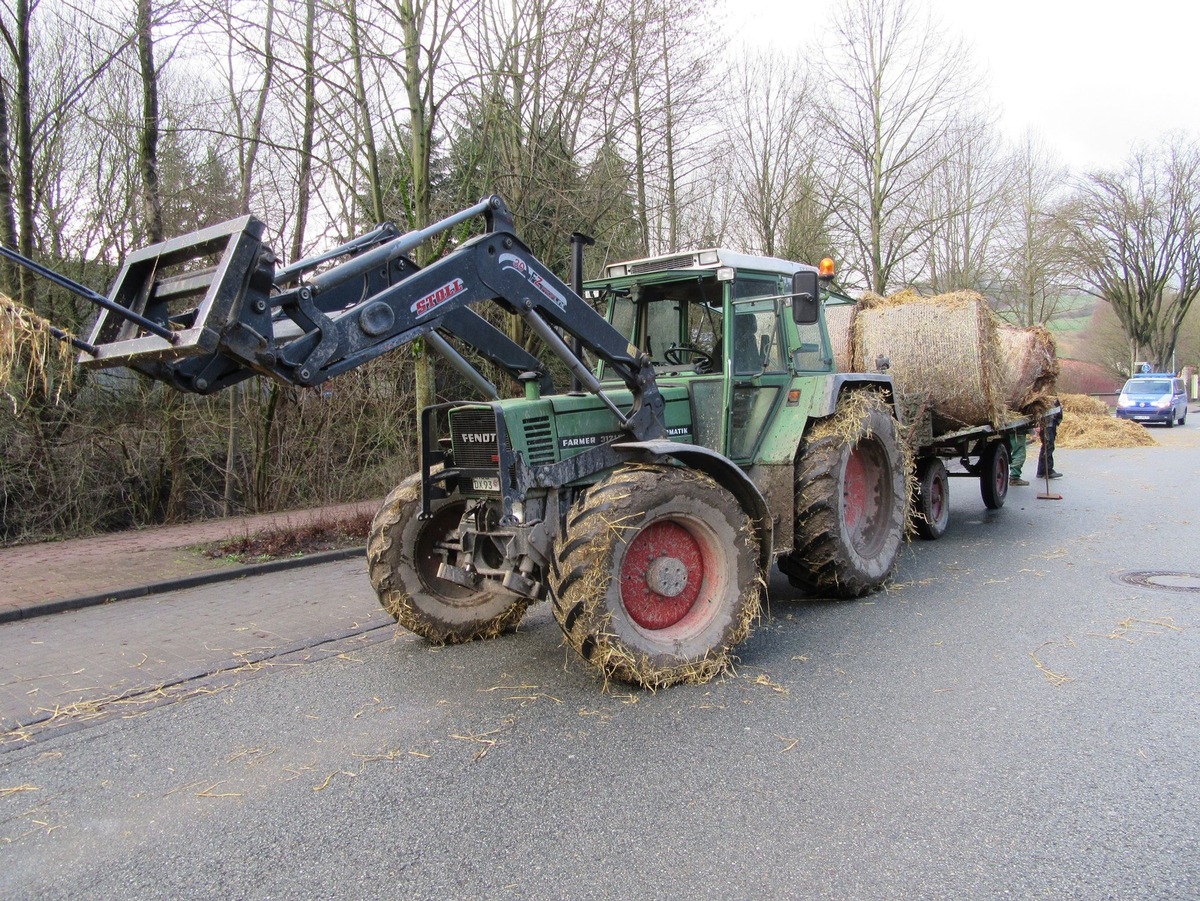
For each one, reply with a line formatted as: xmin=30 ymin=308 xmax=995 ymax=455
xmin=1118 ymin=394 xmax=1130 ymax=405
xmin=1154 ymin=398 xmax=1171 ymax=408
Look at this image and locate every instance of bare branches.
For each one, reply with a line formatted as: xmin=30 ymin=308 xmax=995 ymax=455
xmin=725 ymin=50 xmax=818 ymax=259
xmin=1066 ymin=134 xmax=1200 ymax=369
xmin=820 ymin=0 xmax=983 ymax=294
xmin=992 ymin=132 xmax=1074 ymax=326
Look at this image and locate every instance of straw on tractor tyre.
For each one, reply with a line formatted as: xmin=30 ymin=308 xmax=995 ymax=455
xmin=979 ymin=440 xmax=1009 ymax=510
xmin=368 ymin=473 xmax=528 ymax=643
xmin=783 ymin=391 xmax=908 ymax=598
xmin=913 ymin=457 xmax=950 ymax=540
xmin=550 ymin=465 xmax=760 ymax=689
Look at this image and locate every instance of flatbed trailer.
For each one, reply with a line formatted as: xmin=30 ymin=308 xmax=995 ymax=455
xmin=909 ymin=405 xmax=1061 ymax=540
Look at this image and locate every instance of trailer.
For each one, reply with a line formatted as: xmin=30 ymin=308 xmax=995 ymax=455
xmin=908 ymin=405 xmax=1060 ymax=540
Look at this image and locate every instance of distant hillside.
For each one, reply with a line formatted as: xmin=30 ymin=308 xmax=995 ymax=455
xmin=1046 ymin=295 xmax=1096 ymax=334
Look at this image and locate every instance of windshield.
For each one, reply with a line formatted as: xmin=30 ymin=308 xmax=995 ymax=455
xmin=1123 ymin=379 xmax=1170 ymax=397
xmin=599 ymin=277 xmax=722 ymax=368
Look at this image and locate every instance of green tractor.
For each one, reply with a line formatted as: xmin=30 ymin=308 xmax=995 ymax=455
xmin=367 ymin=244 xmax=908 ymax=688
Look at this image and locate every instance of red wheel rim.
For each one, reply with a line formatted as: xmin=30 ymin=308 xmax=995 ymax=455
xmin=929 ymin=474 xmax=945 ymax=521
xmin=843 ymin=447 xmax=868 ymax=535
xmin=843 ymin=440 xmax=892 ymax=554
xmin=620 ymin=521 xmax=704 ymax=630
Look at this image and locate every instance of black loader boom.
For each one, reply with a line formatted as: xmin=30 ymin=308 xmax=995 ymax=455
xmin=59 ymin=195 xmax=665 ymax=443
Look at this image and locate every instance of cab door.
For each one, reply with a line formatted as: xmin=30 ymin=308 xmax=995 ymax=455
xmin=725 ymin=276 xmax=789 ymax=463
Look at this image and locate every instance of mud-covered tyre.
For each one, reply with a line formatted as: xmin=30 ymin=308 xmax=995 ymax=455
xmin=979 ymin=440 xmax=1009 ymax=510
xmin=367 ymin=473 xmax=528 ymax=643
xmin=550 ymin=465 xmax=761 ymax=689
xmin=913 ymin=457 xmax=950 ymax=541
xmin=783 ymin=392 xmax=908 ymax=598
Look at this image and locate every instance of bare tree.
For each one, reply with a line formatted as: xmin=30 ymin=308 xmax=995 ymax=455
xmin=820 ymin=0 xmax=981 ymax=294
xmin=994 ymin=131 xmax=1073 ymax=326
xmin=0 ymin=84 xmax=16 ymax=294
xmin=136 ymin=0 xmax=164 ymax=242
xmin=382 ymin=0 xmax=478 ymax=411
xmin=923 ymin=114 xmax=1009 ymax=295
xmin=345 ymin=0 xmax=384 ymax=225
xmin=618 ymin=0 xmax=714 ymax=255
xmin=289 ymin=0 xmax=316 ymax=260
xmin=1065 ymin=135 xmax=1200 ymax=372
xmin=725 ymin=50 xmax=818 ymax=259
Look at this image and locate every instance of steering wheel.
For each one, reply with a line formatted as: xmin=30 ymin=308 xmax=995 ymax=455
xmin=663 ymin=344 xmax=715 ymax=371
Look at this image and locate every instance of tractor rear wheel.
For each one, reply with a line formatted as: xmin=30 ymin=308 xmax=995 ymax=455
xmin=550 ymin=465 xmax=760 ymax=689
xmin=783 ymin=391 xmax=908 ymax=598
xmin=368 ymin=473 xmax=527 ymax=643
xmin=913 ymin=457 xmax=950 ymax=540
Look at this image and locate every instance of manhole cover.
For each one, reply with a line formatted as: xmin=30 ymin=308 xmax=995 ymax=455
xmin=1114 ymin=571 xmax=1200 ymax=593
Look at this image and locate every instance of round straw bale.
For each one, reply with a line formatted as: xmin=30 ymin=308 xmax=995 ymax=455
xmin=824 ymin=301 xmax=858 ymax=373
xmin=997 ymin=325 xmax=1059 ymax=412
xmin=852 ymin=290 xmax=1006 ymax=429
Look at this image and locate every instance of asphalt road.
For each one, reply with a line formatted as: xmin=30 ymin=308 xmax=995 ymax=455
xmin=2 ymin=430 xmax=1198 ymax=900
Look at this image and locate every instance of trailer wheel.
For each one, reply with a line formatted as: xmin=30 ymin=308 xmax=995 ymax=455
xmin=368 ymin=473 xmax=527 ymax=644
xmin=783 ymin=391 xmax=908 ymax=598
xmin=914 ymin=457 xmax=950 ymax=540
xmin=979 ymin=440 xmax=1009 ymax=510
xmin=550 ymin=465 xmax=760 ymax=689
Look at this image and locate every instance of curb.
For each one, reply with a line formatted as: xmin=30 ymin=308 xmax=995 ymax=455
xmin=0 ymin=546 xmax=367 ymax=625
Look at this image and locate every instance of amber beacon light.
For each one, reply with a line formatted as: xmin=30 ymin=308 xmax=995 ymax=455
xmin=818 ymin=257 xmax=836 ymax=280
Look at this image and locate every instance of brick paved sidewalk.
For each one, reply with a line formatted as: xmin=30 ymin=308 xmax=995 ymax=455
xmin=0 ymin=499 xmax=382 ymax=622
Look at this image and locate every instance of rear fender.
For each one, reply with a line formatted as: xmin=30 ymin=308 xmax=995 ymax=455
xmin=813 ymin=374 xmax=898 ymax=420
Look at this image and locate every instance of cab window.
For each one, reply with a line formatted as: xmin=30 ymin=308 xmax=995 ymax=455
xmin=602 ymin=277 xmax=723 ymax=372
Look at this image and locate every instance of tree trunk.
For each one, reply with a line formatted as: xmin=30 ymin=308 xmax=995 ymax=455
xmin=13 ymin=0 xmax=34 ymax=301
xmin=137 ymin=0 xmax=164 ymax=243
xmin=0 ymin=87 xmax=17 ymax=295
xmin=661 ymin=18 xmax=678 ymax=253
xmin=629 ymin=2 xmax=649 ymax=255
xmin=348 ymin=0 xmax=384 ymax=225
xmin=290 ymin=0 xmax=316 ymax=262
xmin=401 ymin=0 xmax=436 ymax=414
xmin=239 ymin=0 xmax=275 ymax=215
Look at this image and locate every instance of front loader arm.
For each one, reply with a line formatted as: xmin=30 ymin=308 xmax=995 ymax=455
xmin=12 ymin=195 xmax=664 ymax=439
xmin=282 ymin=233 xmax=665 ymax=438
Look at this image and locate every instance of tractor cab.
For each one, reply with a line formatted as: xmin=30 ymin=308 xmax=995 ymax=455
xmin=586 ymin=249 xmax=832 ymax=463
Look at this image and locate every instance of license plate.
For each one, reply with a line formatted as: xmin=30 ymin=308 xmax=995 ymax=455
xmin=1133 ymin=415 xmax=1150 ymax=421
xmin=471 ymin=476 xmax=500 ymax=492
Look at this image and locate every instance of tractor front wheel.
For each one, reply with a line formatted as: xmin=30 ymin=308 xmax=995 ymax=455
xmin=783 ymin=391 xmax=908 ymax=598
xmin=550 ymin=466 xmax=760 ymax=689
xmin=368 ymin=474 xmax=527 ymax=643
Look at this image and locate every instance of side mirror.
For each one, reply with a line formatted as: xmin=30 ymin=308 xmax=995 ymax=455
xmin=791 ymin=270 xmax=820 ymax=325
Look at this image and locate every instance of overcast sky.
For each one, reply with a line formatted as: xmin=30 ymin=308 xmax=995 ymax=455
xmin=734 ymin=0 xmax=1198 ymax=173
